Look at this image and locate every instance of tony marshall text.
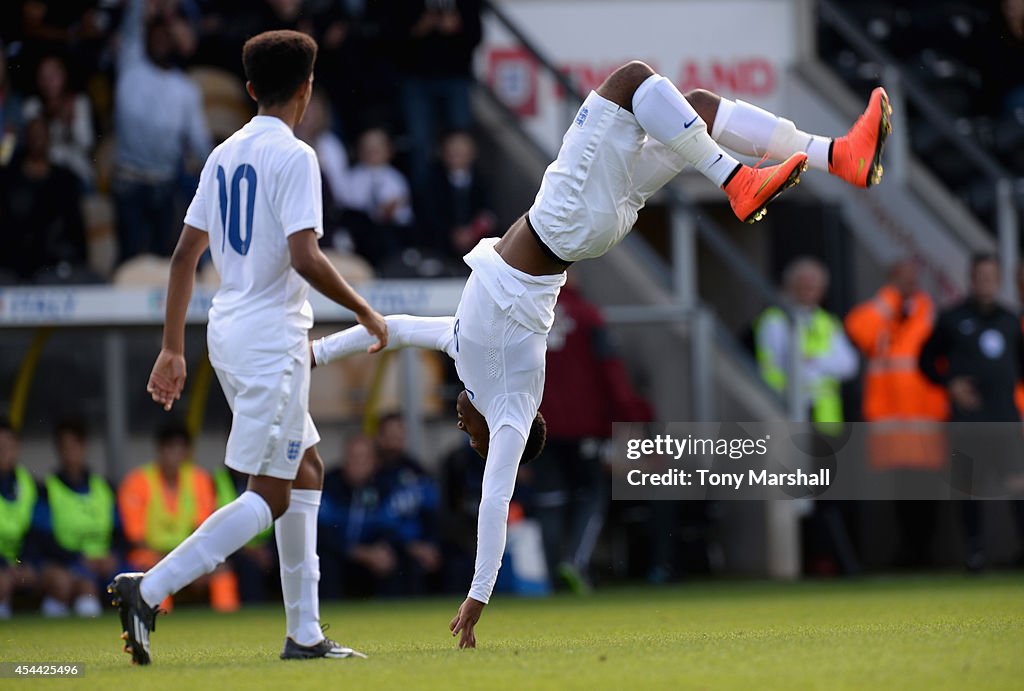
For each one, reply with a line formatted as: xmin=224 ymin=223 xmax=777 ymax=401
xmin=626 ymin=468 xmax=831 ymax=488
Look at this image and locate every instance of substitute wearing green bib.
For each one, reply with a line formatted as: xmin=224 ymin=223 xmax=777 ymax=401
xmin=44 ymin=473 xmax=115 ymax=559
xmin=0 ymin=466 xmax=37 ymax=564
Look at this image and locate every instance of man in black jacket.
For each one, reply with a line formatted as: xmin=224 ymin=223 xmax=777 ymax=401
xmin=919 ymin=254 xmax=1024 ymax=570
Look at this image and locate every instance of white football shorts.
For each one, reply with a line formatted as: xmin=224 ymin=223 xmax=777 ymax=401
xmin=214 ymin=346 xmax=319 ymax=481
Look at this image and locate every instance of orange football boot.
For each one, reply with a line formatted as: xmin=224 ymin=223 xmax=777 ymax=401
xmin=829 ymin=87 xmax=892 ymax=187
xmin=724 ymin=152 xmax=808 ymax=224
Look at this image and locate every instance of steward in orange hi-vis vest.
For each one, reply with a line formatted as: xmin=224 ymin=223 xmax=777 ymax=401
xmin=846 ymin=281 xmax=948 ymax=470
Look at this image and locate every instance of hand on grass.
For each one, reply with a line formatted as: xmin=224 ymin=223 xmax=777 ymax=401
xmin=449 ymin=597 xmax=484 ymax=649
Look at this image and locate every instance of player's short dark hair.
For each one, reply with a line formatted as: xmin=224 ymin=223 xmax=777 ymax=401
xmin=521 ymin=412 xmax=547 ymax=465
xmin=242 ymin=30 xmax=317 ymax=107
xmin=156 ymin=422 xmax=191 ymax=447
xmin=54 ymin=416 xmax=87 ymax=441
xmin=971 ymin=253 xmax=999 ymax=274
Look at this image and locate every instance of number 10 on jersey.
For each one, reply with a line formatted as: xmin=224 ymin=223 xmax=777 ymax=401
xmin=217 ymin=164 xmax=257 ymax=256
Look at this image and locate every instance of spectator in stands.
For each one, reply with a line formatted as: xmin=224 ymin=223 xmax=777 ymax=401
xmin=36 ymin=418 xmax=117 ymax=618
xmin=336 ymin=127 xmax=414 ymax=265
xmin=389 ymin=0 xmax=482 ymax=187
xmin=113 ymin=0 xmax=210 ymax=263
xmin=376 ymin=413 xmax=442 ymax=591
xmin=756 ymin=257 xmax=860 ymax=575
xmin=534 ymin=280 xmax=653 ymax=591
xmin=319 ymin=435 xmax=404 ymax=597
xmin=213 ymin=467 xmax=275 ymax=603
xmin=439 ymin=439 xmax=483 ymax=592
xmin=845 ymin=260 xmax=948 ymax=567
xmin=0 ymin=117 xmax=88 ymax=282
xmin=17 ymin=1 xmax=114 ymax=80
xmin=118 ymin=424 xmax=238 ymax=611
xmin=0 ymin=419 xmax=39 ymax=619
xmin=0 ymin=45 xmax=23 ymax=167
xmin=919 ymin=254 xmax=1024 ymax=571
xmin=295 ymin=89 xmax=353 ymax=252
xmin=22 ymin=54 xmax=94 ymax=187
xmin=422 ymin=130 xmax=495 ymax=263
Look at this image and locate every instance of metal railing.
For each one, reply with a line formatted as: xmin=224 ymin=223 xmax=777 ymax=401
xmin=818 ymin=0 xmax=1021 ymax=299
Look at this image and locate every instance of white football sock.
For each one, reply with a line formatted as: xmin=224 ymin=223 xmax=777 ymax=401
xmin=632 ymin=75 xmax=740 ymax=188
xmin=276 ymin=489 xmax=322 ymax=646
xmin=312 ymin=315 xmax=454 ymax=366
xmin=140 ymin=490 xmax=272 ymax=608
xmin=711 ymin=98 xmax=831 ymax=171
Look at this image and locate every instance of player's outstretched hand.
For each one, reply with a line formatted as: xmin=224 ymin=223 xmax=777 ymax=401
xmin=357 ymin=307 xmax=389 ymax=353
xmin=147 ymin=348 xmax=187 ymax=411
xmin=449 ymin=597 xmax=484 ymax=649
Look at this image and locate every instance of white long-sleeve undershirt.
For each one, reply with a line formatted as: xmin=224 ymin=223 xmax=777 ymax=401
xmin=468 ymin=424 xmax=526 ymax=604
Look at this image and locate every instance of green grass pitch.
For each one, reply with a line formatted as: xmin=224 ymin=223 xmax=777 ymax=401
xmin=2 ymin=575 xmax=1022 ymax=690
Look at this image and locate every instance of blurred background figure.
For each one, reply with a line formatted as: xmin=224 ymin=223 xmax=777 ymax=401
xmin=919 ymin=254 xmax=1024 ymax=571
xmin=113 ymin=0 xmax=210 ymax=263
xmin=319 ymin=435 xmax=401 ymax=598
xmin=22 ymin=54 xmax=94 ymax=188
xmin=376 ymin=413 xmax=443 ymax=594
xmin=756 ymin=257 xmax=860 ymax=576
xmin=422 ymin=129 xmax=495 ymax=265
xmin=335 ymin=127 xmax=414 ymax=265
xmin=0 ymin=45 xmax=25 ymax=164
xmin=0 ymin=117 xmax=88 ymax=283
xmin=533 ymin=279 xmax=653 ymax=592
xmin=390 ymin=0 xmax=482 ymax=187
xmin=845 ymin=260 xmax=948 ymax=568
xmin=757 ymin=257 xmax=859 ymax=426
xmin=295 ymin=89 xmax=353 ymax=253
xmin=213 ymin=467 xmax=276 ymax=604
xmin=35 ymin=418 xmax=117 ymax=618
xmin=0 ymin=419 xmax=38 ymax=619
xmin=117 ymin=424 xmax=237 ymax=611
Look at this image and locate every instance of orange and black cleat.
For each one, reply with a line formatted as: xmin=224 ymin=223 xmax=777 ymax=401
xmin=724 ymin=152 xmax=808 ymax=224
xmin=829 ymin=87 xmax=893 ymax=188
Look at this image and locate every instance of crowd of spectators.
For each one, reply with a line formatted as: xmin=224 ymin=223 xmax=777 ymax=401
xmin=0 ymin=0 xmax=493 ymax=284
xmin=756 ymin=253 xmax=1024 ymax=575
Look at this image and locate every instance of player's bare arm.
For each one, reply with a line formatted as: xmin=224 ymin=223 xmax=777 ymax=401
xmin=147 ymin=224 xmax=209 ymax=411
xmin=287 ymin=229 xmax=388 ymax=351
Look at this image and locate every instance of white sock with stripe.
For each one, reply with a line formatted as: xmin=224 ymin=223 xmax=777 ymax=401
xmin=276 ymin=489 xmax=323 ymax=646
xmin=139 ymin=490 xmax=272 ymax=608
xmin=631 ymin=75 xmax=741 ymax=187
xmin=711 ymin=98 xmax=832 ymax=171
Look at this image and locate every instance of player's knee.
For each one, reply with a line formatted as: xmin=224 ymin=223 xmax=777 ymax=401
xmin=599 ymin=60 xmax=656 ymax=111
xmin=248 ymin=477 xmax=291 ymax=519
xmin=298 ymin=447 xmax=324 ymax=488
xmin=684 ymin=89 xmax=721 ymax=128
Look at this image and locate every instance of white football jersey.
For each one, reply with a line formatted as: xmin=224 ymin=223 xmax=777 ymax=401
xmin=184 ymin=115 xmax=323 ymax=374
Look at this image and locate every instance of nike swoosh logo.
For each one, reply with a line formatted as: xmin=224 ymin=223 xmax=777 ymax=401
xmin=683 ymin=115 xmax=699 ymax=128
xmin=713 ymin=154 xmax=722 ymax=165
xmin=755 ymin=168 xmax=780 ymax=196
xmin=856 ymin=157 xmax=865 ymax=179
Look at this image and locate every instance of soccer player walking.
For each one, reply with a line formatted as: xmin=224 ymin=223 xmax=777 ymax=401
xmin=109 ymin=31 xmax=387 ymax=665
xmin=313 ymin=60 xmax=892 ymax=647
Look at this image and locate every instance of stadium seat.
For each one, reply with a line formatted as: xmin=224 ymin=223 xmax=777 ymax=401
xmin=188 ymin=67 xmax=252 ymax=144
xmin=82 ymin=194 xmax=117 ymax=279
xmin=321 ymin=249 xmax=375 ymax=283
xmin=112 ymin=254 xmax=172 ymax=288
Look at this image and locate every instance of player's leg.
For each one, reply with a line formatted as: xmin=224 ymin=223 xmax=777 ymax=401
xmin=276 ymin=446 xmax=324 ymax=648
xmin=312 ymin=315 xmax=455 ymax=367
xmin=602 ymin=61 xmax=807 ymax=223
xmin=692 ymin=88 xmax=892 ymax=188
